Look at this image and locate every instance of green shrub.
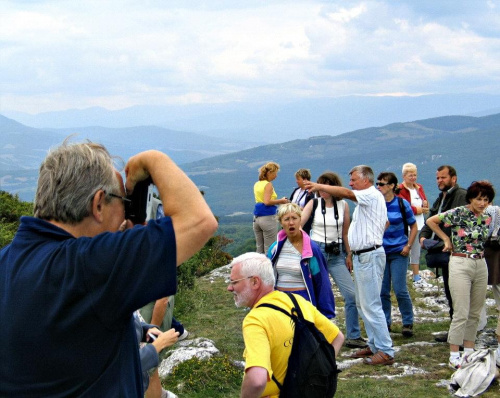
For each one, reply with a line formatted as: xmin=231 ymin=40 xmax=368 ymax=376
xmin=162 ymin=355 xmax=242 ymax=397
xmin=0 ymin=191 xmax=33 ymax=248
xmin=177 ymin=234 xmax=232 ymax=289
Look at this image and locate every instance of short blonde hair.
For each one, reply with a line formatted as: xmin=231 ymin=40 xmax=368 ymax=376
xmin=258 ymin=162 xmax=280 ymax=181
xmin=402 ymin=162 xmax=417 ymax=176
xmin=276 ymin=203 xmax=302 ymax=222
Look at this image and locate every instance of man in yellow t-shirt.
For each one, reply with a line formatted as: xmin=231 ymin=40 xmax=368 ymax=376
xmin=227 ymin=253 xmax=344 ymax=398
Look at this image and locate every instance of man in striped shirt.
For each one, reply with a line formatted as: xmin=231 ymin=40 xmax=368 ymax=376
xmin=305 ymin=165 xmax=394 ymax=365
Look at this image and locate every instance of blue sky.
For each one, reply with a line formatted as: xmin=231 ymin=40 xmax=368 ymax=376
xmin=1 ymin=0 xmax=500 ymax=114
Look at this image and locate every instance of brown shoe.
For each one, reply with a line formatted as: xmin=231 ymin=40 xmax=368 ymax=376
xmin=350 ymin=347 xmax=373 ymax=358
xmin=363 ymin=351 xmax=394 ymax=366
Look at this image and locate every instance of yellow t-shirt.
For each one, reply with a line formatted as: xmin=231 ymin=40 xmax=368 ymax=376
xmin=254 ymin=180 xmax=277 ymax=203
xmin=242 ymin=291 xmax=340 ymax=398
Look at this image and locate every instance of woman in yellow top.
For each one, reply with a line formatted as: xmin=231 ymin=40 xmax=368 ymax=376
xmin=253 ymin=162 xmax=289 ymax=254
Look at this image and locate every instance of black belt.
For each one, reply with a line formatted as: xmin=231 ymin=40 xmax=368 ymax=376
xmin=352 ymin=245 xmax=382 ymax=256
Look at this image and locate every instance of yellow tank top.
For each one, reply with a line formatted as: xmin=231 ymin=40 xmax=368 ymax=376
xmin=254 ymin=180 xmax=277 ymax=203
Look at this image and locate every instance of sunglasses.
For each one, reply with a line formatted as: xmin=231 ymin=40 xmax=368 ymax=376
xmin=376 ymin=182 xmax=391 ymax=187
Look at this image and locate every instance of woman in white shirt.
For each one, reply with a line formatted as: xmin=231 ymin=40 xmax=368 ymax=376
xmin=397 ymin=163 xmax=430 ymax=287
xmin=301 ymin=172 xmax=366 ymax=349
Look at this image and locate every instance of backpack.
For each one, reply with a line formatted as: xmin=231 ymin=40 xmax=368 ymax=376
xmin=257 ymin=292 xmax=339 ymax=398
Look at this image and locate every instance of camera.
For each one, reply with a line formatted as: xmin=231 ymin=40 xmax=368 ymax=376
xmin=325 ymin=242 xmax=340 ymax=256
xmin=125 ymin=178 xmax=163 ymax=224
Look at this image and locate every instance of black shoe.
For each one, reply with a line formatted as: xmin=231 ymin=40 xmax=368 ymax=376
xmin=434 ymin=332 xmax=448 ymax=342
xmin=345 ymin=337 xmax=368 ymax=349
xmin=402 ymin=324 xmax=414 ymax=337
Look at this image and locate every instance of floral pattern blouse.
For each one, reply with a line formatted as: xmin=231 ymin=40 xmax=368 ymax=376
xmin=438 ymin=206 xmax=491 ymax=254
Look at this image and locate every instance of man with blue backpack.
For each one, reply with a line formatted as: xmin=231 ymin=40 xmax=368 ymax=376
xmin=228 ymin=252 xmax=344 ymax=398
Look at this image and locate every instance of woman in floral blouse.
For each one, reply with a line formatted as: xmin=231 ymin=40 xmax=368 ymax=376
xmin=426 ymin=180 xmax=495 ymax=370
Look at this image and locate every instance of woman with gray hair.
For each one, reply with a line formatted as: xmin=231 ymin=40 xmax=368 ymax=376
xmin=397 ymin=162 xmax=430 ymax=287
xmin=267 ymin=203 xmax=336 ymax=318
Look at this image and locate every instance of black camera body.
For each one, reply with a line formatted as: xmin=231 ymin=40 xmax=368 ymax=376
xmin=125 ymin=177 xmax=163 ymax=225
xmin=325 ymin=242 xmax=340 ymax=255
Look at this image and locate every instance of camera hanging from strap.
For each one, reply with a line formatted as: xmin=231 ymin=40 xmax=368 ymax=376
xmin=321 ymin=198 xmax=341 ymax=250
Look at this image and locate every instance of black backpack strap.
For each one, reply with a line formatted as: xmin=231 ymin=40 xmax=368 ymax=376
xmin=256 ymin=301 xmax=294 ymax=391
xmin=303 ymin=198 xmax=319 ymax=234
xmin=285 ymin=292 xmax=304 ymax=320
xmin=398 ymin=197 xmax=409 ymax=237
xmin=257 ymin=303 xmax=292 ymax=319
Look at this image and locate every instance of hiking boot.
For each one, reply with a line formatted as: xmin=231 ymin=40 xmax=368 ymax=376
xmin=350 ymin=347 xmax=373 ymax=358
xmin=449 ymin=356 xmax=462 ymax=370
xmin=363 ymin=351 xmax=394 ymax=366
xmin=402 ymin=324 xmax=414 ymax=337
xmin=345 ymin=337 xmax=368 ymax=349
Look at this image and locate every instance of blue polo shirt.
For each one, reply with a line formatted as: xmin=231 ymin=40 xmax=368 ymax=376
xmin=0 ymin=216 xmax=177 ymax=397
xmin=383 ymin=197 xmax=416 ymax=253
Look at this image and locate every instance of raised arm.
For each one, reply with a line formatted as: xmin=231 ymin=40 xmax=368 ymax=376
xmin=125 ymin=150 xmax=218 ymax=265
xmin=304 ymin=182 xmax=357 ymax=202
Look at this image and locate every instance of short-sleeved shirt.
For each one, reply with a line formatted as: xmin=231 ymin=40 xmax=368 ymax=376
xmin=348 ymin=186 xmax=387 ymax=251
xmin=243 ymin=291 xmax=340 ymax=398
xmin=439 ymin=206 xmax=491 ymax=254
xmin=383 ymin=197 xmax=416 ymax=253
xmin=0 ymin=216 xmax=177 ymax=397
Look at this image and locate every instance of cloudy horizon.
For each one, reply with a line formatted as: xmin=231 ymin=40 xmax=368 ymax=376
xmin=2 ymin=0 xmax=500 ymax=114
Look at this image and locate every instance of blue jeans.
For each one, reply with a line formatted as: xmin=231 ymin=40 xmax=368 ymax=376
xmin=353 ymin=247 xmax=394 ymax=357
xmin=315 ymin=241 xmax=361 ymax=340
xmin=381 ymin=252 xmax=414 ymax=326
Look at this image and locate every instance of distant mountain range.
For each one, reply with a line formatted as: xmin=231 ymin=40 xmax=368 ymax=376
xmin=2 ymin=112 xmax=499 ymax=220
xmin=0 ymin=115 xmax=259 ymax=200
xmin=5 ymin=93 xmax=500 ymax=143
xmin=183 ymin=113 xmax=500 ymax=218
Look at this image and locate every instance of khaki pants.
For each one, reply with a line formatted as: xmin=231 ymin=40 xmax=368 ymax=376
xmin=140 ymin=295 xmax=175 ymax=331
xmin=448 ymin=256 xmax=488 ymax=345
xmin=253 ymin=215 xmax=278 ymax=254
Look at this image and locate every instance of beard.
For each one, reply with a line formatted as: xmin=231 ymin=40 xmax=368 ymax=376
xmin=233 ymin=289 xmax=253 ymax=308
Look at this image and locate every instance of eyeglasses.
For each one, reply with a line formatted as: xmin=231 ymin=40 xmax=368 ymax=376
xmin=376 ymin=182 xmax=390 ymax=187
xmin=228 ymin=276 xmax=254 ymax=286
xmin=107 ymin=192 xmax=132 ymax=204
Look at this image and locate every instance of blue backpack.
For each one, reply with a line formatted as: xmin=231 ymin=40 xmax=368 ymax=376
xmin=257 ymin=292 xmax=339 ymax=398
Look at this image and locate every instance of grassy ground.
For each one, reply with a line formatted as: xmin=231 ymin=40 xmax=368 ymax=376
xmin=164 ymin=276 xmax=500 ymax=398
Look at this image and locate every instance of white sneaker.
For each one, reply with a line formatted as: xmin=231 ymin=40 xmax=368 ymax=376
xmin=178 ymin=329 xmax=189 ymax=341
xmin=413 ymin=279 xmax=432 ymax=288
xmin=449 ymin=356 xmax=462 ymax=370
xmin=161 ymin=389 xmax=178 ymax=398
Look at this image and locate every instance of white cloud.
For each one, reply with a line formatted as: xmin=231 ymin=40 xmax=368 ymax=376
xmin=1 ymin=0 xmax=500 ymax=113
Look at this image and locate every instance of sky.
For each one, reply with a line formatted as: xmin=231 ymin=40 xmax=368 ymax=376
xmin=1 ymin=0 xmax=500 ymax=114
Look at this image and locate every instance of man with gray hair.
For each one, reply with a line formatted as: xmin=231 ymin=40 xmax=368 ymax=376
xmin=0 ymin=141 xmax=218 ymax=396
xmin=228 ymin=252 xmax=344 ymax=398
xmin=305 ymin=165 xmax=394 ymax=365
